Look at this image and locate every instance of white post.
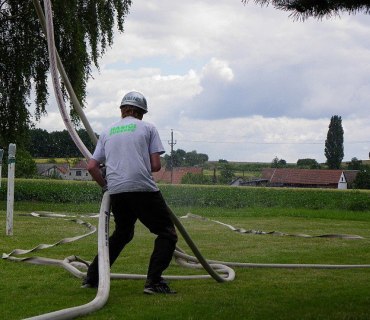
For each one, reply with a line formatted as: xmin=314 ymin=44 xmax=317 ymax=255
xmin=6 ymin=143 xmax=16 ymax=236
xmin=0 ymin=148 xmax=4 ymax=188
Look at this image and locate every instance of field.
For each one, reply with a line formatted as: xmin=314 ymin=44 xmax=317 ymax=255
xmin=33 ymin=158 xmax=80 ymax=164
xmin=1 ymin=181 xmax=370 ymax=319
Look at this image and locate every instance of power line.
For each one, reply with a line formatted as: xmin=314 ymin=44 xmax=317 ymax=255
xmin=177 ymin=140 xmax=324 ymax=145
xmin=161 ymin=138 xmax=369 ymax=145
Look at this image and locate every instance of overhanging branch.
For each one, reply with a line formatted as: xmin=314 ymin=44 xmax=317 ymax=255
xmin=242 ymin=0 xmax=370 ymax=20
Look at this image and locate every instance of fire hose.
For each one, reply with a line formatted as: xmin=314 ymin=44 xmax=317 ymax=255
xmin=4 ymin=1 xmax=232 ymax=319
xmin=38 ymin=0 xmax=229 ymax=284
xmin=2 ymin=1 xmax=370 ymax=319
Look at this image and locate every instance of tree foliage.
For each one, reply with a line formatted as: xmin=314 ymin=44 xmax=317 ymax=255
xmin=271 ymin=156 xmax=287 ymax=168
xmin=324 ymin=115 xmax=344 ymax=169
xmin=218 ymin=163 xmax=235 ymax=184
xmin=347 ymin=157 xmax=363 ymax=170
xmin=0 ymin=0 xmax=132 ymax=148
xmin=297 ymin=158 xmax=321 ymax=169
xmin=27 ymin=128 xmax=96 ymax=158
xmin=243 ymin=1 xmax=370 ymax=20
xmin=1 ymin=149 xmax=37 ymax=178
xmin=163 ymin=149 xmax=209 ymax=168
xmin=353 ymin=169 xmax=370 ymax=189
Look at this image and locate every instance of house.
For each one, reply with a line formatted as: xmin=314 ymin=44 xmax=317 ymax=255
xmin=37 ymin=163 xmax=69 ymax=179
xmin=65 ymin=160 xmax=92 ymax=181
xmin=36 ymin=162 xmax=202 ymax=183
xmin=261 ymin=168 xmax=359 ymax=189
xmin=36 ymin=160 xmax=92 ymax=181
xmin=343 ymin=170 xmax=360 ymax=188
xmin=152 ymin=167 xmax=203 ymax=184
xmin=230 ymin=177 xmax=269 ymax=187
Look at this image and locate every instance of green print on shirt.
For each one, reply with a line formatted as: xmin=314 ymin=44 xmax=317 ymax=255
xmin=109 ymin=123 xmax=137 ymax=135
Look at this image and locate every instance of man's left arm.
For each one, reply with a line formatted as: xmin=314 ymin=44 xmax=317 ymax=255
xmin=150 ymin=153 xmax=162 ymax=172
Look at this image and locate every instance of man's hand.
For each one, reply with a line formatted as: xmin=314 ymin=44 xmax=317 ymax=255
xmin=102 ymin=185 xmax=108 ymax=194
xmin=87 ymin=158 xmax=107 ymax=188
xmin=99 ymin=163 xmax=106 ymax=179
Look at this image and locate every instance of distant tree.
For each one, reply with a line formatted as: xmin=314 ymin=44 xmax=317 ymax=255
xmin=271 ymin=156 xmax=287 ymax=168
xmin=347 ymin=157 xmax=363 ymax=170
xmin=279 ymin=159 xmax=287 ymax=166
xmin=218 ymin=159 xmax=228 ymax=164
xmin=49 ymin=130 xmax=79 ymax=157
xmin=164 ymin=149 xmax=209 ymax=168
xmin=325 ymin=115 xmax=344 ymax=169
xmin=219 ymin=163 xmax=235 ymax=184
xmin=164 ymin=149 xmax=186 ymax=168
xmin=272 ymin=157 xmax=279 ymax=168
xmin=28 ymin=128 xmax=95 ymax=157
xmin=353 ymin=169 xmax=370 ymax=189
xmin=297 ymin=158 xmax=320 ymax=169
xmin=27 ymin=128 xmax=51 ymax=157
xmin=184 ymin=150 xmax=208 ymax=166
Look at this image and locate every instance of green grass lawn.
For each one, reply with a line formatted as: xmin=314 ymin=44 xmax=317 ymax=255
xmin=1 ymin=202 xmax=370 ymax=319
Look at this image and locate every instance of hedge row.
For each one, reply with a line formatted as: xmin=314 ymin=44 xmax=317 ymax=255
xmin=0 ymin=179 xmax=369 ymax=211
xmin=160 ymin=185 xmax=370 ymax=211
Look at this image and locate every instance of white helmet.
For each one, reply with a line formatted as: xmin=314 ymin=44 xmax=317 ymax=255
xmin=120 ymin=91 xmax=148 ymax=113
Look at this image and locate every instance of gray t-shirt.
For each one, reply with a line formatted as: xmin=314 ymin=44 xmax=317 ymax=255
xmin=92 ymin=116 xmax=165 ymax=194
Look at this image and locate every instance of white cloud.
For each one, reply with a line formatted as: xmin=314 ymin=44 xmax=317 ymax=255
xmin=201 ymin=58 xmax=234 ymax=82
xmin=35 ymin=0 xmax=370 ymax=163
xmin=158 ymin=115 xmax=369 ymax=163
xmin=36 ymin=111 xmax=67 ymax=132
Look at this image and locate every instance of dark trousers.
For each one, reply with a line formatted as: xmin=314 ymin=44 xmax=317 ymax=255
xmin=86 ymin=191 xmax=178 ymax=285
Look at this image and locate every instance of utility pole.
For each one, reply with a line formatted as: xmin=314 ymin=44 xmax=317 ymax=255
xmin=7 ymin=143 xmax=16 ymax=236
xmin=0 ymin=148 xmax=3 ymax=189
xmin=168 ymin=129 xmax=177 ymax=184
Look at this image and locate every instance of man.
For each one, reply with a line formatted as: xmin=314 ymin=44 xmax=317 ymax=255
xmin=83 ymin=91 xmax=178 ymax=294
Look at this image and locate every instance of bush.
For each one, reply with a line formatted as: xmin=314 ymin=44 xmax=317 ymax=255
xmin=353 ymin=170 xmax=370 ymax=189
xmin=181 ymin=173 xmax=213 ymax=185
xmin=1 ymin=149 xmax=37 ymax=178
xmin=297 ymin=158 xmax=321 ymax=169
xmin=1 ymin=180 xmax=369 ymax=211
xmin=159 ymin=185 xmax=370 ymax=211
xmin=0 ymin=179 xmax=101 ymax=203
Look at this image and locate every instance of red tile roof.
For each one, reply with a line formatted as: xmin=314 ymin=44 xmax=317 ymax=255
xmin=153 ymin=167 xmax=203 ymax=184
xmin=57 ymin=166 xmax=69 ymax=174
xmin=343 ymin=170 xmax=360 ymax=184
xmin=72 ymin=160 xmax=88 ymax=169
xmin=262 ymin=168 xmax=346 ymax=186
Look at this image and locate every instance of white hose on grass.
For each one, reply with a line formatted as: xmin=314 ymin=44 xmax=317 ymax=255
xmin=3 ymin=209 xmax=370 ymax=317
xmin=180 ymin=213 xmax=365 ymax=240
xmin=22 ymin=192 xmax=111 ymax=320
xmin=4 ymin=212 xmax=370 ymax=283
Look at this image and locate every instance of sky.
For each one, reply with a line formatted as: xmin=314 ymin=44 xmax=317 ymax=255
xmin=36 ymin=0 xmax=370 ymax=163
